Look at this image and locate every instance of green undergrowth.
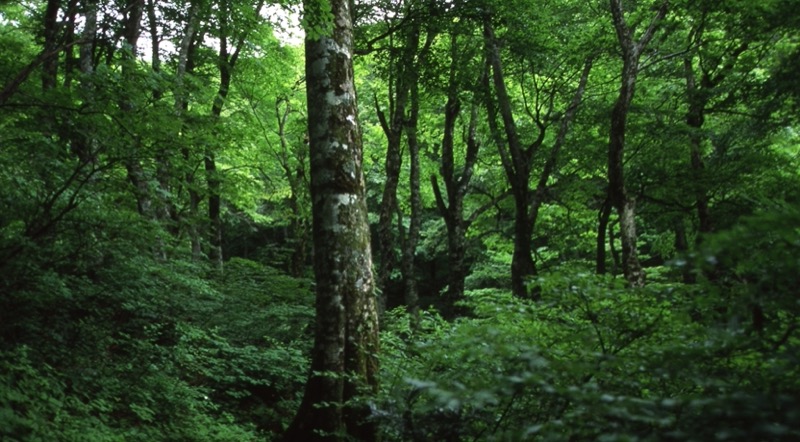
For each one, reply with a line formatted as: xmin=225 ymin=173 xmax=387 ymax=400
xmin=1 ymin=252 xmax=313 ymax=441
xmin=376 ymin=265 xmax=800 ymax=441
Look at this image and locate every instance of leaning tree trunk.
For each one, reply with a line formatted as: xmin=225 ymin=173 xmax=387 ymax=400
xmin=283 ymin=0 xmax=380 ymax=440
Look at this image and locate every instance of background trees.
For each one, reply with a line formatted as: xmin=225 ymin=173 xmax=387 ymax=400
xmin=1 ymin=0 xmax=798 ymax=440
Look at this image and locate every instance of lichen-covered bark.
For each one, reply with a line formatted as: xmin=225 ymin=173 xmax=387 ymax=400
xmin=284 ymin=1 xmax=380 ymax=440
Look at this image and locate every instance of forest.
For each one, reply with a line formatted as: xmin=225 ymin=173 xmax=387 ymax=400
xmin=1 ymin=0 xmax=799 ymax=440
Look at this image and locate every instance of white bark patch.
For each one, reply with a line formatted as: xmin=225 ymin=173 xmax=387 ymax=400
xmin=322 ymin=37 xmax=351 ymax=60
xmin=325 ymin=141 xmax=348 ymax=152
xmin=324 ymin=90 xmax=353 ymax=106
xmin=309 ymin=57 xmax=330 ymax=88
xmin=322 ymin=193 xmax=358 ymax=233
xmin=346 ymin=115 xmax=356 ymax=126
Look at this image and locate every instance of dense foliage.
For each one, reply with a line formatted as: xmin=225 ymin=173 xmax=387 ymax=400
xmin=2 ymin=0 xmax=798 ymax=440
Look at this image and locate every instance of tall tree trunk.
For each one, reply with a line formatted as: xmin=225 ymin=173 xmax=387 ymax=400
xmin=146 ymin=0 xmax=160 ymax=77
xmin=276 ymin=97 xmax=310 ymax=277
xmin=284 ymin=0 xmax=380 ymax=440
xmin=374 ymin=21 xmax=420 ymax=311
xmin=41 ymin=0 xmax=61 ymax=91
xmin=511 ymin=187 xmax=537 ymax=297
xmin=483 ymin=17 xmax=544 ymax=299
xmin=526 ymin=56 xmax=593 ymax=294
xmin=684 ymin=59 xmax=714 ymax=239
xmin=398 ymin=23 xmax=434 ymax=326
xmin=683 ymin=18 xmax=748 ymax=244
xmin=79 ymin=1 xmax=97 ymax=77
xmin=118 ymin=0 xmax=154 ymax=223
xmin=207 ymin=2 xmax=234 ymax=271
xmin=67 ymin=0 xmax=97 ymax=165
xmin=62 ymin=0 xmax=77 ymax=88
xmin=596 ymin=197 xmax=612 ymax=274
xmin=673 ymin=217 xmax=696 ymax=283
xmin=374 ymin=91 xmax=404 ymax=311
xmin=431 ymin=38 xmax=484 ymax=304
xmin=606 ymin=0 xmax=668 ymax=287
xmin=205 ymin=0 xmax=265 ymax=270
xmin=402 ymin=80 xmax=422 ymax=328
xmin=174 ymin=4 xmax=202 ymax=259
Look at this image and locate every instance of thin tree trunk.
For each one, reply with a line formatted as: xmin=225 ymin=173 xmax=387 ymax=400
xmin=402 ymin=81 xmax=422 ymax=328
xmin=41 ymin=0 xmax=61 ymax=91
xmin=609 ymin=218 xmax=620 ymax=275
xmin=62 ymin=0 xmax=78 ymax=88
xmin=606 ymin=0 xmax=668 ymax=287
xmin=596 ymin=197 xmax=612 ymax=274
xmin=399 ymin=23 xmax=434 ymax=326
xmin=431 ymin=39 xmax=484 ymax=304
xmin=673 ymin=217 xmax=696 ymax=283
xmin=79 ymin=1 xmax=97 ymax=76
xmin=173 ymin=3 xmax=202 ymax=258
xmin=374 ymin=91 xmax=404 ymax=311
xmin=483 ymin=17 xmax=544 ymax=299
xmin=684 ymin=58 xmax=715 ymax=240
xmin=146 ymin=0 xmax=160 ymax=76
xmin=374 ymin=21 xmax=419 ymax=310
xmin=118 ymin=0 xmax=153 ymax=223
xmin=69 ymin=0 xmax=97 ymax=165
xmin=276 ymin=97 xmax=309 ymax=277
xmin=205 ymin=0 xmax=265 ymax=270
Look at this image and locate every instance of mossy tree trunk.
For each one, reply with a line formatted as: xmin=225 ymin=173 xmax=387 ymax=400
xmin=284 ymin=0 xmax=380 ymax=440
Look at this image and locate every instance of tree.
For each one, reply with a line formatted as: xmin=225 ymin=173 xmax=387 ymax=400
xmin=604 ymin=0 xmax=668 ymax=287
xmin=482 ymin=2 xmax=596 ymax=298
xmin=283 ymin=0 xmax=380 ymax=440
xmin=365 ymin=0 xmax=431 ymax=311
xmin=431 ymin=31 xmax=487 ymax=304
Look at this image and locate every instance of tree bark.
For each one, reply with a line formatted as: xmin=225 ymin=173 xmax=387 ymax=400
xmin=398 ymin=23 xmax=434 ymax=327
xmin=431 ymin=36 xmax=484 ymax=304
xmin=683 ymin=17 xmax=749 ymax=243
xmin=173 ymin=3 xmax=202 ymax=259
xmin=374 ymin=18 xmax=420 ymax=311
xmin=483 ymin=17 xmax=543 ymax=299
xmin=684 ymin=58 xmax=714 ymax=239
xmin=596 ymin=197 xmax=612 ymax=274
xmin=606 ymin=0 xmax=668 ymax=287
xmin=41 ymin=0 xmax=61 ymax=91
xmin=62 ymin=0 xmax=77 ymax=88
xmin=205 ymin=0 xmax=265 ymax=270
xmin=275 ymin=96 xmax=310 ymax=277
xmin=284 ymin=1 xmax=380 ymax=440
xmin=402 ymin=76 xmax=422 ymax=328
xmin=117 ymin=0 xmax=153 ymax=224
